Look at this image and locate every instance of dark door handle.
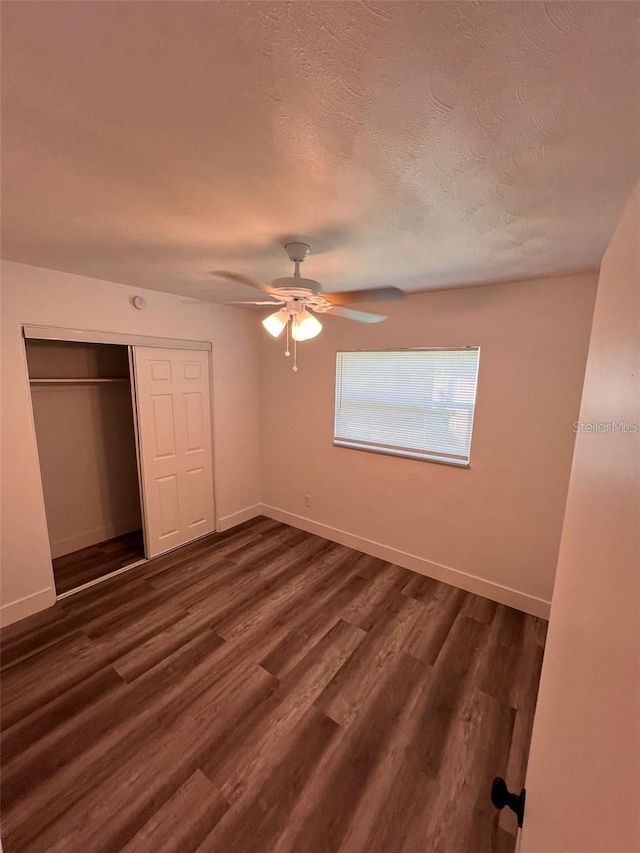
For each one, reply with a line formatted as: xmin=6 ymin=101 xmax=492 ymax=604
xmin=491 ymin=777 xmax=526 ymax=828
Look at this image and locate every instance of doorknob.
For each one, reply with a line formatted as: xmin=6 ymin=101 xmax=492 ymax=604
xmin=491 ymin=777 xmax=526 ymax=828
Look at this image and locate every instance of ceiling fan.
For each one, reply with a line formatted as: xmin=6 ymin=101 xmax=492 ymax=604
xmin=212 ymin=242 xmax=405 ymax=371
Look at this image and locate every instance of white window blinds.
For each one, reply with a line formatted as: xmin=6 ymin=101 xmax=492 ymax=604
xmin=334 ymin=348 xmax=480 ymax=466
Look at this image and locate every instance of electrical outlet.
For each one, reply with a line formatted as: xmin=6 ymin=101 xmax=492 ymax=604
xmin=304 ymin=495 xmax=312 ymax=508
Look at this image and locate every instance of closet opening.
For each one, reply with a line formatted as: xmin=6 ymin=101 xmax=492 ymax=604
xmin=26 ymin=339 xmax=145 ymax=595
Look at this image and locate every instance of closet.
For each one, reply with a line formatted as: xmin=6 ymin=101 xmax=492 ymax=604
xmin=25 ymin=333 xmax=215 ymax=597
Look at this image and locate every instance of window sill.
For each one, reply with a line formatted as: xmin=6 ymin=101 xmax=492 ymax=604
xmin=333 ymin=440 xmax=470 ymax=468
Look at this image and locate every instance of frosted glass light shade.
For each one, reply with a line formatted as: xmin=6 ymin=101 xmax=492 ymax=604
xmin=262 ymin=309 xmax=289 ymax=338
xmin=291 ymin=310 xmax=322 ymax=341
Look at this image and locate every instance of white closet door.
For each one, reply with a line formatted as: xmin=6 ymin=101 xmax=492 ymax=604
xmin=133 ymin=347 xmax=215 ymax=557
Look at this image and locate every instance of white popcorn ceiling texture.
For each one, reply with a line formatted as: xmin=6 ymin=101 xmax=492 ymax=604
xmin=1 ymin=1 xmax=638 ymax=302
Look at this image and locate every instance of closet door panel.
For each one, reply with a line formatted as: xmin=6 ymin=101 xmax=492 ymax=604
xmin=134 ymin=348 xmax=214 ymax=557
xmin=184 ymin=392 xmax=205 ymax=453
xmin=151 ymin=394 xmax=177 ymax=459
xmin=157 ymin=474 xmax=181 ymax=540
xmin=186 ymin=466 xmax=208 ymax=528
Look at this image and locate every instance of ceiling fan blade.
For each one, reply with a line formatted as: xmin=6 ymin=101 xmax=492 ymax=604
xmin=322 ymin=287 xmax=405 ymax=305
xmin=210 ymin=270 xmax=280 ymax=295
xmin=327 ymin=306 xmax=387 ymax=324
xmin=228 ymin=300 xmax=286 ymax=305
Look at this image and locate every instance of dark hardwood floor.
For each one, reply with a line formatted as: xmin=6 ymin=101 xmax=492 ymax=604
xmin=52 ymin=529 xmax=145 ymax=594
xmin=0 ymin=517 xmax=546 ymax=852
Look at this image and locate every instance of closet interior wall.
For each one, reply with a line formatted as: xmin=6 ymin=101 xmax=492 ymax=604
xmin=26 ymin=340 xmax=143 ymax=588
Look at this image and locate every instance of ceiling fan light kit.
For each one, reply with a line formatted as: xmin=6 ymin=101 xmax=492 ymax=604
xmin=213 ymin=241 xmax=406 ymax=371
xmin=291 ymin=309 xmax=322 ymax=342
xmin=261 ymin=308 xmax=289 ymax=338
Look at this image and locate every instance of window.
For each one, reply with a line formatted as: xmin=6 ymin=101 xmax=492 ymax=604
xmin=334 ymin=348 xmax=480 ymax=466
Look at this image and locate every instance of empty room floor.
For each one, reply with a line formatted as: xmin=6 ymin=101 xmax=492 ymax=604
xmin=0 ymin=517 xmax=546 ymax=853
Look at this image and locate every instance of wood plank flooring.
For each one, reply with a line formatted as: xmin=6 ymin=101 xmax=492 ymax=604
xmin=52 ymin=529 xmax=145 ymax=594
xmin=0 ymin=517 xmax=546 ymax=853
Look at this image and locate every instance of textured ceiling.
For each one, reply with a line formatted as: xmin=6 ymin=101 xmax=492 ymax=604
xmin=1 ymin=1 xmax=638 ymax=303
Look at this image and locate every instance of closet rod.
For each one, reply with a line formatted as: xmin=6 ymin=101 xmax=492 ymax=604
xmin=29 ymin=378 xmax=130 ymax=385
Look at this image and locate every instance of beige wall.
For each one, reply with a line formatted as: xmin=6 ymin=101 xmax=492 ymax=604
xmin=521 ymin=188 xmax=640 ymax=851
xmin=30 ymin=382 xmax=141 ymax=558
xmin=0 ymin=260 xmax=262 ymax=627
xmin=260 ymin=274 xmax=597 ymax=616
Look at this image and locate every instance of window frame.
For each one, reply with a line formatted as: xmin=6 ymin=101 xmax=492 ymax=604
xmin=333 ymin=346 xmax=481 ymax=468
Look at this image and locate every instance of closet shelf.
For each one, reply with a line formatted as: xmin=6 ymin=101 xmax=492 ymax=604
xmin=29 ymin=378 xmax=130 ymax=385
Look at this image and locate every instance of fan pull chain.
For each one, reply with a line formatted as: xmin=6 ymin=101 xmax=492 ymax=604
xmin=285 ymin=319 xmax=290 ymax=358
xmin=293 ymin=338 xmax=298 ymax=372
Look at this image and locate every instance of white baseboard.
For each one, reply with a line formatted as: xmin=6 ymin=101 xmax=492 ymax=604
xmin=1 ymin=506 xmax=549 ymax=630
xmin=0 ymin=587 xmax=57 ymax=629
xmin=49 ymin=517 xmax=142 ymax=559
xmin=217 ymin=504 xmax=263 ymax=532
xmin=261 ymin=505 xmax=551 ymax=619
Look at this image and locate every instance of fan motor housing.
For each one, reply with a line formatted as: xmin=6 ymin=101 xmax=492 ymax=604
xmin=271 ymin=276 xmax=321 ymax=291
xmin=271 ymin=286 xmax=334 ymax=314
